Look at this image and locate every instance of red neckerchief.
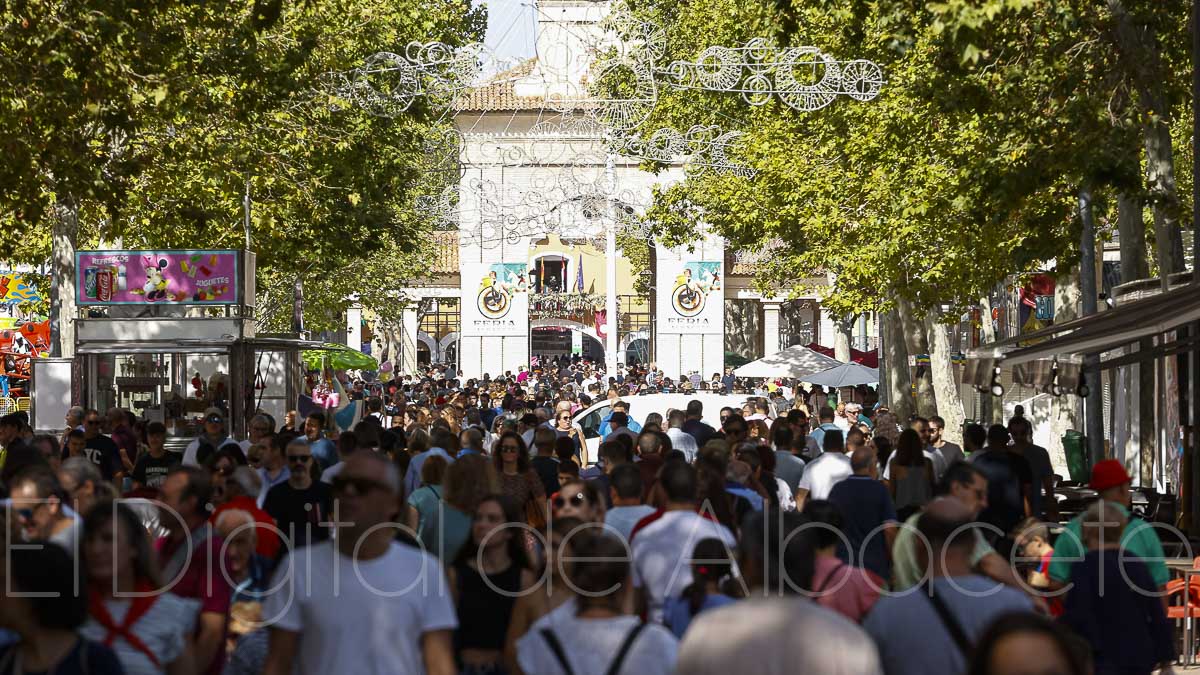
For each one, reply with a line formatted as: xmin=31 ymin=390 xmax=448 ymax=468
xmin=88 ymin=580 xmax=162 ymax=669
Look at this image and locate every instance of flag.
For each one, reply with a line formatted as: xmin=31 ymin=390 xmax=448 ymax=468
xmin=576 ymin=254 xmax=584 ymax=292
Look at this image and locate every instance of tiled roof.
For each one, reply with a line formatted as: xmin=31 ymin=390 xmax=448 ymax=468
xmin=453 ymin=58 xmax=547 ymax=112
xmin=429 ymin=230 xmax=460 ymax=275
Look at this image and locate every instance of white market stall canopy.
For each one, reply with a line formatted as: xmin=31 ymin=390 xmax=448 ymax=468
xmin=734 ymin=345 xmax=841 ymax=379
xmin=802 ymin=362 xmax=880 ymax=387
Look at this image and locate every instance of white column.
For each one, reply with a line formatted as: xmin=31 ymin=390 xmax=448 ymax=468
xmin=346 ymin=304 xmax=362 ymax=351
xmin=762 ymin=300 xmax=782 ymax=357
xmin=400 ymin=305 xmax=419 ymax=374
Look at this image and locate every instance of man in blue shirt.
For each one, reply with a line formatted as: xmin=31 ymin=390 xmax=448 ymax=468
xmin=808 ymin=406 xmax=840 ymax=453
xmin=598 ymin=400 xmax=641 ymax=439
xmin=828 ymin=445 xmax=897 ymax=580
xmin=303 ymin=412 xmax=339 ymax=470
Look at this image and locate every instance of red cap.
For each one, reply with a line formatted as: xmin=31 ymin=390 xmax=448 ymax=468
xmin=1089 ymin=460 xmax=1131 ymax=492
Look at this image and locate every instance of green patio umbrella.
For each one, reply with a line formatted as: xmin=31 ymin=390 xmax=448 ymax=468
xmin=302 ymin=344 xmax=379 ymax=371
xmin=724 ymin=351 xmax=754 ymax=368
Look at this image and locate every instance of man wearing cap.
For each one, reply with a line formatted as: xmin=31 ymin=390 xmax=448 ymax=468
xmin=1046 ymin=460 xmax=1168 ymax=592
xmin=183 ymin=408 xmax=243 ymax=466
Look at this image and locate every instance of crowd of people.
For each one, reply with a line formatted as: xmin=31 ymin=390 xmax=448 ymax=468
xmin=0 ymin=359 xmax=1181 ymax=675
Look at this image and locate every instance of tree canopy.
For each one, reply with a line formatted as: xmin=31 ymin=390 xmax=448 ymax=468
xmin=608 ymin=0 xmax=1190 ymax=316
xmin=0 ymin=0 xmax=484 ymax=331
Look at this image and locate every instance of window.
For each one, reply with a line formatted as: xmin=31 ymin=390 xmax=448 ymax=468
xmin=579 ymin=405 xmax=610 ymax=439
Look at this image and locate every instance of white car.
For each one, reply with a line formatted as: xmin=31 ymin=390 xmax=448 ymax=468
xmin=573 ymin=393 xmax=772 ymax=464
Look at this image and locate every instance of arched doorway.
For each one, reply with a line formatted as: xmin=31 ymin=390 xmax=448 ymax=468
xmin=530 ymin=319 xmax=604 ymax=363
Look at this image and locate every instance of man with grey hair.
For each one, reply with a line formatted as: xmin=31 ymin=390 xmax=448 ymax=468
xmin=61 ymin=406 xmax=85 ymax=449
xmin=57 ymin=456 xmax=110 ymax=517
xmin=212 ymin=466 xmax=281 ymax=560
xmin=264 ymin=452 xmax=457 ymax=675
xmin=241 ymin=413 xmax=276 ymax=454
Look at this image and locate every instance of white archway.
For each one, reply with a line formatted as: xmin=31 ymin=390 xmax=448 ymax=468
xmin=416 ymin=331 xmax=438 ymax=359
xmin=438 ymin=331 xmax=460 ymax=352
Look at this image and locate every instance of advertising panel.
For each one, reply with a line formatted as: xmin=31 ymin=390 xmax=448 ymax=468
xmin=76 ymin=250 xmax=239 ymax=305
xmin=461 ymin=262 xmax=529 ymax=337
xmin=656 ymin=259 xmax=723 ymax=334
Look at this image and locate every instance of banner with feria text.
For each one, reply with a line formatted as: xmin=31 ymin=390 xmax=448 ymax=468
xmin=76 ymin=250 xmax=239 ymax=305
xmin=655 ymin=256 xmax=724 ymax=335
xmin=461 ymin=262 xmax=530 ymax=337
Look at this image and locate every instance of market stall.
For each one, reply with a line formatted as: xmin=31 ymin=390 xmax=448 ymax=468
xmin=63 ymin=249 xmax=320 ymax=440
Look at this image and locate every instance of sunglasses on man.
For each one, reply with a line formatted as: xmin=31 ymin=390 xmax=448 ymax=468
xmin=287 ymin=454 xmax=312 ymax=464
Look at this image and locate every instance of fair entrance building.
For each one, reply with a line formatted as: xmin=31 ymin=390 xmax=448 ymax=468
xmin=396 ymin=2 xmax=875 ymax=379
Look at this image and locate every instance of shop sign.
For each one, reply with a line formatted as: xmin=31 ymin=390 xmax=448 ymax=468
xmin=76 ymin=250 xmax=239 ymax=305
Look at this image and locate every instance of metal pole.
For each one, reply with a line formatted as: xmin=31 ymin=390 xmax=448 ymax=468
xmin=1190 ymin=0 xmax=1200 ymax=530
xmin=243 ymin=179 xmax=252 ymax=252
xmin=604 ymin=145 xmax=618 ymax=380
xmin=1079 ymin=186 xmax=1105 ymax=465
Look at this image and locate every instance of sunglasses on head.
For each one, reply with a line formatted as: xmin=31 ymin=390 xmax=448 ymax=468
xmin=331 ymin=475 xmax=391 ymax=496
xmin=553 ymin=492 xmax=587 ymax=509
xmin=287 ymin=454 xmax=312 ymax=463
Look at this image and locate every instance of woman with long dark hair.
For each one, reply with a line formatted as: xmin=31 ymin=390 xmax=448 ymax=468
xmin=662 ymin=538 xmax=736 ymax=638
xmin=515 ymin=531 xmax=678 ymax=675
xmin=448 ymin=495 xmax=536 ymax=675
xmin=80 ymin=501 xmax=198 ymax=675
xmin=0 ymin=543 xmax=124 ymax=674
xmin=887 ymin=428 xmax=935 ymax=516
xmin=492 ymin=431 xmax=546 ymax=526
xmin=503 ymin=517 xmax=582 ymax=674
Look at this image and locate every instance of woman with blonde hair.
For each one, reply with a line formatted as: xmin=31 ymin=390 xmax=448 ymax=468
xmin=419 ymin=454 xmax=500 ymax=560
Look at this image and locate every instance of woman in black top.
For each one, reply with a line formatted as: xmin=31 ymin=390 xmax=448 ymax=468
xmin=447 ymin=494 xmax=535 ymax=675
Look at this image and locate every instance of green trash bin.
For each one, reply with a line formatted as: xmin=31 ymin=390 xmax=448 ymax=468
xmin=1062 ymin=430 xmax=1088 ymax=483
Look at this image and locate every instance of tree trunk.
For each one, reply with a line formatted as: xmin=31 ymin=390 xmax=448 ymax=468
xmin=978 ymin=294 xmax=1003 ymax=424
xmin=833 ymin=315 xmax=854 ymax=363
xmin=1118 ymin=192 xmax=1150 ymax=282
xmin=925 ymin=306 xmax=965 ymax=444
xmin=1108 ymin=0 xmax=1186 ymax=276
xmin=1118 ymin=191 xmax=1156 ymax=483
xmin=880 ymin=306 xmax=914 ymax=422
xmin=1049 ymin=262 xmax=1082 ymax=472
xmin=50 ymin=197 xmax=79 ymax=358
xmin=897 ymin=296 xmax=937 ymax=417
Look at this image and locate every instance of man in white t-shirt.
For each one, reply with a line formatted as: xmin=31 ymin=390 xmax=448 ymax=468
xmin=263 ymin=452 xmax=457 ymax=675
xmin=664 ymin=409 xmax=699 ymax=463
xmin=794 ymin=428 xmax=852 ymax=510
xmin=631 ymin=461 xmax=737 ymax=622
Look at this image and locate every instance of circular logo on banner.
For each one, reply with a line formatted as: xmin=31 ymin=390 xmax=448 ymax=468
xmin=669 ymin=263 xmax=720 ymax=318
xmin=671 ymin=284 xmax=705 ymax=317
xmin=478 ymin=286 xmax=511 ymax=319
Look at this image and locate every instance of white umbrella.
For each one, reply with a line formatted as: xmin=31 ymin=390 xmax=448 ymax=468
xmin=733 ymin=345 xmax=842 ymax=379
xmin=802 ymin=362 xmax=880 ymax=387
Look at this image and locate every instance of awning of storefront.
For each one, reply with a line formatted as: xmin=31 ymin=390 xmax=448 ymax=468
xmin=966 ymin=279 xmax=1200 ymax=380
